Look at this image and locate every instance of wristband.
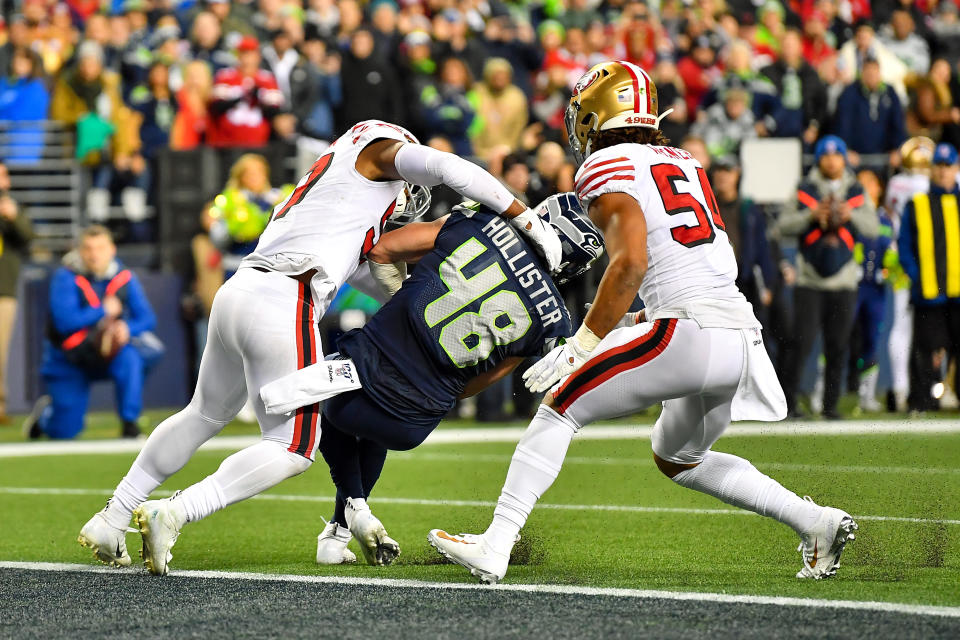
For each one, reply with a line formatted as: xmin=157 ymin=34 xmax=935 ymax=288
xmin=573 ymin=323 xmax=602 ymax=353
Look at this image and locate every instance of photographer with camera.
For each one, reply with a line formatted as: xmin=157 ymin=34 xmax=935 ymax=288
xmin=778 ymin=136 xmax=880 ymax=419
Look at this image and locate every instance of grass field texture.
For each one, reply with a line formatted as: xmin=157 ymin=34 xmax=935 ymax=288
xmin=1 ymin=410 xmax=958 ymax=609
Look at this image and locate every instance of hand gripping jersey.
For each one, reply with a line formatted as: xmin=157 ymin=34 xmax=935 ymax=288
xmin=575 ymin=143 xmax=758 ymax=328
xmin=243 ymin=120 xmax=416 ymax=298
xmin=337 ymin=208 xmax=573 ymax=425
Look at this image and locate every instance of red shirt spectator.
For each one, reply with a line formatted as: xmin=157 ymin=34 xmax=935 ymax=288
xmin=677 ymin=36 xmax=723 ymax=121
xmin=207 ymin=36 xmax=285 ymax=148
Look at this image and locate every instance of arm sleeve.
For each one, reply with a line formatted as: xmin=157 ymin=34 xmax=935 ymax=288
xmin=393 ymin=143 xmax=516 ymax=214
xmin=849 ymin=189 xmax=879 ymax=239
xmin=49 ymin=269 xmax=105 ymax=335
xmin=122 ymin=275 xmax=156 ymax=336
xmin=777 ymin=187 xmax=815 ymax=236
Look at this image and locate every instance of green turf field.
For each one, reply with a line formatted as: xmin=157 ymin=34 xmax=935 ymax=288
xmin=1 ymin=410 xmax=958 ymax=609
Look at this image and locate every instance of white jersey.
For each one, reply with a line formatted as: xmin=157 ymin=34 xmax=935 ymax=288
xmin=885 ymin=172 xmax=929 ymax=233
xmin=243 ymin=120 xmax=415 ymax=300
xmin=575 ymin=143 xmax=757 ymax=328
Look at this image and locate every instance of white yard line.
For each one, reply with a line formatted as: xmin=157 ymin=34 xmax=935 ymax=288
xmin=2 ymin=486 xmax=957 ymax=526
xmin=1 ymin=561 xmax=957 ymax=619
xmin=1 ymin=419 xmax=958 ymax=459
xmin=394 ymin=452 xmax=960 ymax=476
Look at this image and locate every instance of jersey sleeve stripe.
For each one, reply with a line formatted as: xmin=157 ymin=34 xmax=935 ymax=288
xmin=578 ymin=174 xmax=635 ymax=200
xmin=578 ymin=156 xmax=630 ymax=179
xmin=577 ymin=164 xmax=635 ymax=193
xmin=578 ymin=168 xmax=635 ymax=198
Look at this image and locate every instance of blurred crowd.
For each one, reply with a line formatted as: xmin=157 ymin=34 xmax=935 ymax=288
xmin=3 ymin=0 xmax=960 ymax=434
xmin=4 ymin=0 xmax=960 ymax=219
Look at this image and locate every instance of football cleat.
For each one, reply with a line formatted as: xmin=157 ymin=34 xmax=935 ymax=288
xmin=316 ymin=520 xmax=357 ymax=565
xmin=77 ymin=507 xmax=132 ymax=568
xmin=796 ymin=497 xmax=858 ymax=580
xmin=427 ymin=530 xmax=513 ymax=585
xmin=344 ymin=498 xmax=400 ymax=566
xmin=133 ymin=495 xmax=186 ymax=576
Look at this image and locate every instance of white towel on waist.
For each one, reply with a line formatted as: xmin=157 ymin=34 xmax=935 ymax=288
xmin=260 ymin=359 xmax=362 ymax=415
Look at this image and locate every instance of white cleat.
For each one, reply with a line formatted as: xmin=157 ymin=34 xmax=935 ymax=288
xmin=796 ymin=497 xmax=858 ymax=580
xmin=316 ymin=521 xmax=357 ymax=565
xmin=133 ymin=496 xmax=186 ymax=576
xmin=427 ymin=530 xmax=512 ymax=585
xmin=344 ymin=497 xmax=400 ymax=566
xmin=77 ymin=508 xmax=132 ymax=568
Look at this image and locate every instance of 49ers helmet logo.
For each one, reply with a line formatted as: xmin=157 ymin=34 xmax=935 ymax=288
xmin=573 ymin=69 xmax=601 ymax=97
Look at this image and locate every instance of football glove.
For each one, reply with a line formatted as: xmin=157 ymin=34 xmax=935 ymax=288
xmin=522 ymin=325 xmax=601 ymax=393
xmin=510 ymin=208 xmax=563 ymax=274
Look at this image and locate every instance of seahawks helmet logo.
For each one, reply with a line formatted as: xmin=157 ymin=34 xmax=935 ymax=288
xmin=535 ymin=193 xmax=604 ymax=284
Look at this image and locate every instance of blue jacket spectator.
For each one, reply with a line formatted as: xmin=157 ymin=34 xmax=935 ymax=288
xmin=420 ymin=58 xmax=475 ymax=157
xmin=832 ymin=58 xmax=907 ymax=159
xmin=33 ymin=226 xmax=160 ymax=439
xmin=0 ymin=48 xmax=51 ymax=163
xmin=128 ymin=62 xmax=177 ymax=161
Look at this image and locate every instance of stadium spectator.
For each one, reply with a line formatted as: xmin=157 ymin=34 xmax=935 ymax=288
xmin=337 ymin=28 xmax=402 ymax=131
xmin=762 ymin=29 xmax=828 ymax=143
xmin=481 ymin=16 xmax=542 ymax=98
xmin=526 ymin=141 xmax=575 ymax=205
xmin=910 ymin=58 xmax=960 ymax=141
xmin=531 ymin=63 xmax=572 ymax=133
xmin=369 ymin=0 xmax=400 ymax=61
xmin=832 ymin=56 xmax=907 ymax=168
xmin=837 ymin=21 xmax=908 ymax=100
xmin=397 ymin=30 xmax=437 ymax=138
xmin=691 ymin=86 xmax=757 ymax=160
xmin=171 ymin=60 xmax=213 ymax=150
xmin=899 ymin=143 xmax=960 ymax=412
xmin=708 ymin=40 xmax=781 ymax=135
xmin=0 ymin=47 xmax=50 ymax=164
xmin=680 ymin=134 xmax=713 ymax=172
xmin=501 ymin=153 xmax=531 ymax=204
xmin=420 ymin=56 xmax=475 ymax=157
xmin=52 ymin=41 xmax=146 ymax=225
xmin=931 ymin=2 xmax=960 ymax=66
xmin=432 ymin=9 xmax=485 ymax=80
xmin=22 ymin=0 xmax=76 ymax=76
xmin=207 ymin=154 xmax=290 ymax=276
xmin=471 ymin=58 xmax=529 ymax=163
xmin=711 ymin=155 xmax=776 ymax=323
xmin=880 ymin=9 xmax=930 ymax=76
xmin=778 ymin=135 xmax=879 ymax=419
xmin=262 ymin=27 xmax=301 ymax=105
xmin=0 ymin=15 xmax=30 ymax=78
xmin=189 ymin=10 xmax=235 ymax=75
xmin=848 ymin=168 xmax=895 ymax=412
xmin=206 ymin=35 xmax=286 ymax=148
xmin=677 ymin=35 xmax=722 ymax=122
xmin=295 ymin=30 xmax=342 ymax=141
xmin=651 ymin=57 xmax=690 ymax=145
xmin=0 ymin=162 xmax=33 ymax=425
xmin=306 ymin=0 xmax=340 ymax=40
xmin=801 ymin=9 xmax=836 ymax=68
xmin=207 ymin=0 xmax=255 ymax=41
xmin=25 ymin=225 xmax=160 ymax=440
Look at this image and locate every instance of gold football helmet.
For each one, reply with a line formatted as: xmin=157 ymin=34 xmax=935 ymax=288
xmin=565 ymin=60 xmax=673 ymax=163
xmin=900 ymin=136 xmax=935 ymax=173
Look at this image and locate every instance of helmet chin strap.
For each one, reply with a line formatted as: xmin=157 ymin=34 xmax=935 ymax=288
xmin=654 ymin=108 xmax=675 ymax=127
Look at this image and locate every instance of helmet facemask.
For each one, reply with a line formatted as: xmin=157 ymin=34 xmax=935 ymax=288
xmin=389 ymin=182 xmax=432 ymax=225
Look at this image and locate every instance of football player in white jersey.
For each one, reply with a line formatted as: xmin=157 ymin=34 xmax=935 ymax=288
xmin=429 ymin=62 xmax=857 ymax=584
xmin=77 ymin=120 xmax=564 ymax=575
xmin=885 ymin=137 xmax=934 ymax=411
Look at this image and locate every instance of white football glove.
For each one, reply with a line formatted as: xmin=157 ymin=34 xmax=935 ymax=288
xmin=522 ymin=325 xmax=602 ymax=393
xmin=510 ymin=208 xmax=563 ymax=273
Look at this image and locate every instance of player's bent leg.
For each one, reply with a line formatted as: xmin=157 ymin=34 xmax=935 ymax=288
xmin=655 ymin=395 xmax=857 ymax=579
xmin=135 ymin=441 xmax=313 ymax=575
xmin=429 ymin=403 xmax=578 ymax=584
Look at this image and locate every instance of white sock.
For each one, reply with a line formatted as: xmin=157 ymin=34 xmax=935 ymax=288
xmin=104 ymin=462 xmax=161 ymax=530
xmin=671 ymin=451 xmax=822 ymax=535
xmin=175 ymin=441 xmax=312 ymax=523
xmin=485 ymin=405 xmax=577 ymax=552
xmin=175 ymin=476 xmax=226 ymax=524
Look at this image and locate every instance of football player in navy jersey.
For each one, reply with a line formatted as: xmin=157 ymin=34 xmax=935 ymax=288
xmin=314 ymin=194 xmax=604 ymax=566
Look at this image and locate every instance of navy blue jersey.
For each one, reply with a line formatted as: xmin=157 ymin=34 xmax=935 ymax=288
xmin=338 ymin=208 xmax=572 ymax=424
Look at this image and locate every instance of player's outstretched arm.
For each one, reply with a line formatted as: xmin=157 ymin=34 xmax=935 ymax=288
xmin=523 ymin=192 xmax=648 ymax=393
xmin=357 ymin=139 xmax=563 ymax=271
xmin=364 ymin=216 xmax=447 ymax=298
